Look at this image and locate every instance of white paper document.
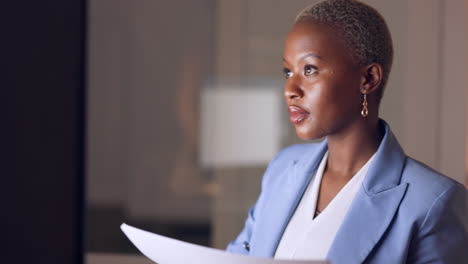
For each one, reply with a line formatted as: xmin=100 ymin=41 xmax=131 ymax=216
xmin=121 ymin=223 xmax=328 ymax=264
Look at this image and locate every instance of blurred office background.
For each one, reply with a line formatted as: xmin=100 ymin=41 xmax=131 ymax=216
xmin=85 ymin=0 xmax=468 ymax=260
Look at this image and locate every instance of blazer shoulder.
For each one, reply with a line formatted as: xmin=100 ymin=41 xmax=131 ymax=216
xmin=276 ymin=142 xmax=321 ymax=160
xmin=402 ymin=157 xmax=465 ymax=194
xmin=269 ymin=142 xmax=324 ymax=169
xmin=260 ymin=142 xmax=322 ymax=187
xmin=400 ymin=157 xmax=467 ymax=221
xmin=401 ymin=158 xmax=468 ymax=263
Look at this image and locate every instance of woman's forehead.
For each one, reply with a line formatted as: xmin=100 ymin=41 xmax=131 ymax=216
xmin=284 ymin=22 xmax=350 ymax=63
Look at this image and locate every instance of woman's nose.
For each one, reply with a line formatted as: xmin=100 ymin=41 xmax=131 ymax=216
xmin=284 ymin=80 xmax=304 ymax=100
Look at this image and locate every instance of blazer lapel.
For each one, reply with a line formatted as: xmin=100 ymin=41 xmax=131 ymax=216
xmin=327 ymin=120 xmax=408 ymax=263
xmin=250 ymin=140 xmax=328 ymax=257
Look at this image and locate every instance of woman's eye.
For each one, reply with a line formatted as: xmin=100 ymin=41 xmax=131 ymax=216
xmin=283 ymin=68 xmax=293 ymax=79
xmin=304 ymin=65 xmax=317 ymax=76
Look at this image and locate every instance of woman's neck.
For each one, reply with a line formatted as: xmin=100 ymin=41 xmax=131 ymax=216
xmin=325 ymin=118 xmax=384 ymax=178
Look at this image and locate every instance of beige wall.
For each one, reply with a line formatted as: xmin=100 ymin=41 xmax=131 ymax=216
xmin=399 ymin=0 xmax=468 ymax=185
xmin=87 ymin=0 xmax=216 ymax=222
xmin=439 ymin=0 xmax=468 ymax=185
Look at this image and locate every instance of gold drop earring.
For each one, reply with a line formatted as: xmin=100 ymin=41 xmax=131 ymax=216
xmin=361 ymin=91 xmax=368 ymax=117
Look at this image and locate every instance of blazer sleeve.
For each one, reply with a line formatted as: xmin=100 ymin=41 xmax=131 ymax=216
xmin=225 ymin=203 xmax=257 ymax=255
xmin=408 ymin=182 xmax=468 ymax=263
xmin=225 ymin=145 xmax=297 ymax=255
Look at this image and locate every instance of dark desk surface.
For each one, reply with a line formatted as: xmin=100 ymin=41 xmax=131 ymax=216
xmin=86 ymin=253 xmax=153 ymax=264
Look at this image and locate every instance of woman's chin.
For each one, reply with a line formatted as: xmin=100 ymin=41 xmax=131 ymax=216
xmin=294 ymin=126 xmax=324 ymax=141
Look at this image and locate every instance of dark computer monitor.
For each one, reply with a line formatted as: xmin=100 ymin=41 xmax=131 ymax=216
xmin=2 ymin=1 xmax=86 ymax=263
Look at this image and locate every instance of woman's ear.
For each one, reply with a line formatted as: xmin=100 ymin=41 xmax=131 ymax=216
xmin=360 ymin=63 xmax=383 ymax=94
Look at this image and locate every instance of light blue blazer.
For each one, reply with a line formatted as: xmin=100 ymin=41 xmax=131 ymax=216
xmin=226 ymin=120 xmax=468 ymax=263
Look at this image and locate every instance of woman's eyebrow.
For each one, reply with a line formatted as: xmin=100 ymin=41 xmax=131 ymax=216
xmin=283 ymin=52 xmax=322 ymax=62
xmin=299 ymin=53 xmax=322 ymax=60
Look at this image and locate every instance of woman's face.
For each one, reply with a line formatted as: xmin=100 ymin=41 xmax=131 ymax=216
xmin=283 ymin=21 xmax=363 ymax=140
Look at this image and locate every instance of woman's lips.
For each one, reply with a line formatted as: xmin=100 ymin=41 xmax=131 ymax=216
xmin=288 ymin=106 xmax=310 ymax=125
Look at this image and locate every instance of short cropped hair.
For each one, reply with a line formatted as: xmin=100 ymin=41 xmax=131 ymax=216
xmin=295 ymin=0 xmax=393 ymax=103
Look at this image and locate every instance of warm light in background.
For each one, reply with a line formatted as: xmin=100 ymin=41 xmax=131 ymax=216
xmin=200 ymin=87 xmax=282 ymax=168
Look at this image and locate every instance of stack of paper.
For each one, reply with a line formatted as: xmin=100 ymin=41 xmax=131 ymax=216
xmin=121 ymin=223 xmax=327 ymax=264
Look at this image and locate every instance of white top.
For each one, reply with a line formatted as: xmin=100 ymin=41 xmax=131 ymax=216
xmin=274 ymin=151 xmax=376 ymax=260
